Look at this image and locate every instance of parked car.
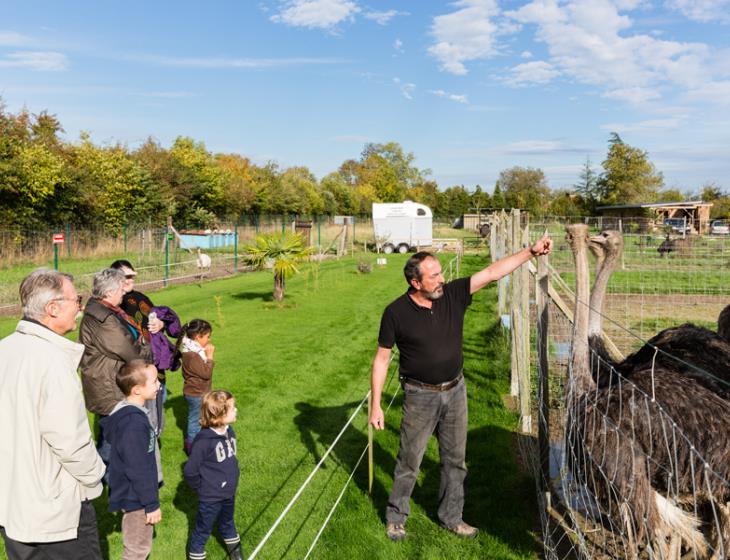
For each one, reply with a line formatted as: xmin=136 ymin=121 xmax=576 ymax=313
xmin=710 ymin=219 xmax=730 ymax=235
xmin=664 ymin=218 xmax=692 ymax=234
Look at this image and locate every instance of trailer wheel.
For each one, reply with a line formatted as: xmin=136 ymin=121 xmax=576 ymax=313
xmin=397 ymin=244 xmax=409 ymax=254
xmin=382 ymin=244 xmax=395 ymax=254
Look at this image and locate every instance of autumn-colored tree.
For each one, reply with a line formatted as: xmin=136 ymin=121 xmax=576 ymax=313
xmin=216 ymin=153 xmax=256 ymax=219
xmin=496 ymin=166 xmax=551 ymax=216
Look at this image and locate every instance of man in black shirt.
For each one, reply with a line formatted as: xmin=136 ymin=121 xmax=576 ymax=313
xmin=370 ymin=235 xmax=552 ymax=541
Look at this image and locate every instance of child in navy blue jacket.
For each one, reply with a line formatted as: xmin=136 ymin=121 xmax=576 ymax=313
xmin=101 ymin=360 xmax=163 ymax=559
xmin=184 ymin=390 xmax=241 ymax=560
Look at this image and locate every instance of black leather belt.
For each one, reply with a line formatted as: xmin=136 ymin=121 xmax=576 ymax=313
xmin=401 ymin=373 xmax=463 ymax=392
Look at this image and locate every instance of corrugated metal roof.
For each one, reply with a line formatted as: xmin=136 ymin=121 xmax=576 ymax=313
xmin=597 ymin=200 xmax=712 ymax=210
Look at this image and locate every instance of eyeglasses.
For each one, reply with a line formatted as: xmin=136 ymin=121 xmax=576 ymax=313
xmin=53 ymin=295 xmax=83 ymax=308
xmin=124 ymin=275 xmax=136 ymax=280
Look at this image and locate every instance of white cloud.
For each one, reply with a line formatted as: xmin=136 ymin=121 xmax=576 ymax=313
xmin=363 ymin=10 xmax=408 ymax=25
xmin=686 ymin=80 xmax=730 ymax=103
xmin=393 ymin=38 xmax=404 ymax=53
xmin=600 ymin=117 xmax=686 ymax=133
xmin=504 ymin=60 xmax=561 ymax=85
xmin=428 ymin=0 xmax=504 ymax=75
xmin=0 ymin=31 xmax=32 ymax=47
xmin=521 ymin=50 xmax=533 ymax=58
xmin=394 ymin=77 xmax=415 ymax=99
xmin=270 ymin=0 xmax=360 ymax=29
xmin=505 ymin=0 xmax=715 ymax=104
xmin=665 ymin=0 xmax=730 ymax=23
xmin=0 ymin=51 xmax=68 ymax=71
xmin=428 ymin=89 xmax=469 ymax=103
xmin=602 ymin=87 xmax=662 ymax=103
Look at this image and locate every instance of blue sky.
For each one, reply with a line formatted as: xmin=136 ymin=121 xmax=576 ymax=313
xmin=2 ymin=0 xmax=729 ymax=193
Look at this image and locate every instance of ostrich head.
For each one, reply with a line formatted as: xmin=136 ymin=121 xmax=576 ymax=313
xmin=566 ymin=224 xmax=596 ymax=394
xmin=587 ymin=230 xmax=623 ymax=338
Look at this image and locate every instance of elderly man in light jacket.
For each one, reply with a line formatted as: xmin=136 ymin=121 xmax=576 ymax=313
xmin=0 ymin=269 xmax=106 ymax=559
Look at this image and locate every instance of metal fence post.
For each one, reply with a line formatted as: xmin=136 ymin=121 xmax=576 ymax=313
xmin=234 ymin=222 xmax=239 ymax=272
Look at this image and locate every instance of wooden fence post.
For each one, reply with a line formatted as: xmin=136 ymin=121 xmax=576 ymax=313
xmin=537 ymin=252 xmax=551 ymax=504
xmin=519 ymin=215 xmax=530 ymax=433
xmin=510 ymin=209 xmax=521 ymax=398
xmin=498 ymin=211 xmax=509 ymax=317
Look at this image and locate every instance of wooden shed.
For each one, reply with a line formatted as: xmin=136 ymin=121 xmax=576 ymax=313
xmin=596 ymin=201 xmax=713 ymax=233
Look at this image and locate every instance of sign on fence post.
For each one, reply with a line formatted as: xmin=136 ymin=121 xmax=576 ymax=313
xmin=52 ymin=232 xmax=64 ymax=270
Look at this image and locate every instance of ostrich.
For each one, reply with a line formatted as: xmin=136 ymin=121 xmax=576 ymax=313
xmin=569 ymin=225 xmax=730 ymax=558
xmin=588 ymin=229 xmax=730 ymax=399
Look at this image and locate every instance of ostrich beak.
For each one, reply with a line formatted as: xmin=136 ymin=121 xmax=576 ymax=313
xmin=589 ymin=232 xmax=608 ymax=248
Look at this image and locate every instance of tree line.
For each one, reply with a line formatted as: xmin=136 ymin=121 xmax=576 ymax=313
xmin=1 ymin=102 xmax=727 ymax=233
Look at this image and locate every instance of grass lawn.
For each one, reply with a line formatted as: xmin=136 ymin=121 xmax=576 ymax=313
xmin=0 ymin=253 xmax=538 ymax=559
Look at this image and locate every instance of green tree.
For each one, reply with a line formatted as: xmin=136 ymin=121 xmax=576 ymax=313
xmin=491 ymin=183 xmax=506 ymax=209
xmin=547 ymin=190 xmax=585 ymax=217
xmin=408 ymin=180 xmax=440 ymax=211
xmin=244 ymin=232 xmax=313 ymax=301
xmin=439 ymin=185 xmax=471 ymax=217
xmin=573 ymin=157 xmax=600 ymax=212
xmin=598 ymin=133 xmax=663 ymax=205
xmin=471 ymin=185 xmax=491 ymax=213
xmin=278 ymin=166 xmax=323 ymax=215
xmin=496 ymin=166 xmax=550 ymax=216
xmin=360 ymin=142 xmax=429 ymax=191
xmin=170 ymin=137 xmax=225 ymax=223
xmin=656 ymin=188 xmax=685 ymax=202
xmin=71 ymin=135 xmax=149 ymax=232
xmin=320 ymin=172 xmax=355 ymax=214
xmin=216 ymin=153 xmax=256 ymax=219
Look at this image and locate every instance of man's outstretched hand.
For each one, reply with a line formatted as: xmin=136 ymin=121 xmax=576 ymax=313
xmin=530 ymin=234 xmax=553 ymax=257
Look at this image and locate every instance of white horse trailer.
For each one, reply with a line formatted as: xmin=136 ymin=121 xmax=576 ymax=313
xmin=372 ymin=201 xmax=433 ymax=254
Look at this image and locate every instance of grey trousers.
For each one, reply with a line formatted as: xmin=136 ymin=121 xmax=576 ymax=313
xmin=121 ymin=509 xmax=153 ymax=560
xmin=1 ymin=500 xmax=102 ymax=560
xmin=386 ymin=377 xmax=468 ymax=527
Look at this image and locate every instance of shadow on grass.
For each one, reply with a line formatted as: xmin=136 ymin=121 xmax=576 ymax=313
xmin=231 ymin=291 xmax=275 ymax=302
xmin=293 ymin=400 xmax=399 ymax=523
xmin=172 ymin=465 xmax=197 ymax=553
xmin=93 ymin=488 xmax=118 ymax=560
xmin=291 ymin=399 xmax=538 ymax=555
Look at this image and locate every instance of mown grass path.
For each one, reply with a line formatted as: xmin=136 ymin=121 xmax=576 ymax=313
xmin=0 ymin=254 xmax=538 ymax=559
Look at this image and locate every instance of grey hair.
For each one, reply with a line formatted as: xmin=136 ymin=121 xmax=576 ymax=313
xmin=92 ymin=268 xmax=125 ymax=299
xmin=20 ymin=268 xmax=74 ymax=320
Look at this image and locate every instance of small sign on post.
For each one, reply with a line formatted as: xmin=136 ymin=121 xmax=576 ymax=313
xmin=52 ymin=232 xmax=64 ymax=270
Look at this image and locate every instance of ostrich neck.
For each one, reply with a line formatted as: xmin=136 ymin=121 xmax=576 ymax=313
xmin=568 ymin=227 xmax=596 ymax=393
xmin=588 ymin=250 xmax=618 ymax=337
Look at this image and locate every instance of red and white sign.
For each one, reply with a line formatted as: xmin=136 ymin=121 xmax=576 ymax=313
xmin=52 ymin=233 xmax=65 ymax=244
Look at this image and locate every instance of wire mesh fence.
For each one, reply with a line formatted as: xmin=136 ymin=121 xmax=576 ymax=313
xmin=489 ymin=213 xmax=730 ymax=559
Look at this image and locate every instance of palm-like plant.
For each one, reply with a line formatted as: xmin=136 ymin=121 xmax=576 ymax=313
xmin=244 ymin=232 xmax=313 ymax=301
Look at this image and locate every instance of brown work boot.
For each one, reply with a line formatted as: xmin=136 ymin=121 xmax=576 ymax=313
xmin=386 ymin=522 xmax=406 ymax=541
xmin=443 ymin=521 xmax=479 ymax=538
